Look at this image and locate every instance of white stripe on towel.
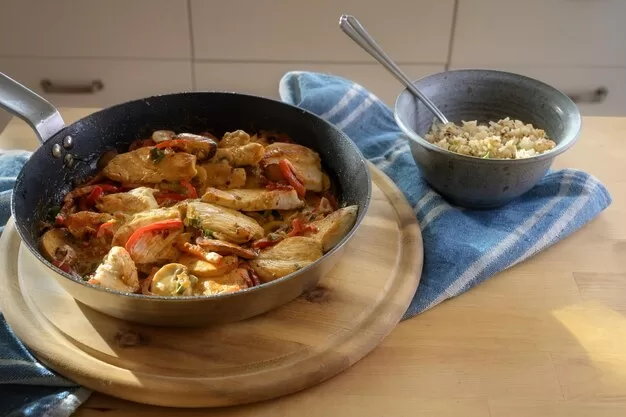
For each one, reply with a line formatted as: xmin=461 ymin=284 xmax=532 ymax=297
xmin=319 ymin=85 xmax=362 ymax=120
xmin=413 ymin=190 xmax=439 ymax=216
xmin=377 ymin=142 xmax=410 ymax=171
xmin=420 ymin=203 xmax=451 ymax=229
xmin=335 ymin=95 xmax=376 ymax=130
xmin=424 ymin=170 xmax=578 ymax=309
xmin=511 ymin=175 xmax=600 ymax=266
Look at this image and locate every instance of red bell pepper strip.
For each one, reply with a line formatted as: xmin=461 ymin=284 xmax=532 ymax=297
xmin=52 ymin=259 xmax=72 ymax=273
xmin=155 ymin=139 xmax=188 ymax=150
xmin=180 ymin=180 xmax=197 ymax=198
xmin=84 ymin=186 xmax=104 ymax=207
xmin=287 ymin=217 xmax=318 ymax=237
xmin=252 ymin=238 xmax=281 ymax=249
xmin=125 ymin=219 xmax=184 ymax=255
xmin=96 ymin=220 xmax=116 ymax=238
xmin=278 ymin=159 xmax=306 ymax=198
xmin=155 ymin=192 xmax=187 ymax=205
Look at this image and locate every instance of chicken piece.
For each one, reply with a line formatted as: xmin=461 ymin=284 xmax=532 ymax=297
xmin=185 ymin=201 xmax=263 ymax=243
xmin=219 ymin=130 xmax=251 ymax=148
xmin=194 ymin=268 xmax=250 ymax=296
xmin=201 ymin=187 xmax=304 ymax=211
xmin=95 ymin=187 xmax=159 ymax=215
xmin=89 ymin=246 xmax=140 ymax=293
xmin=213 ymin=143 xmax=264 ymax=167
xmin=262 ymin=143 xmax=328 ymax=192
xmin=102 ymin=146 xmax=197 ymax=184
xmin=196 ymin=237 xmax=258 ymax=259
xmin=249 ymin=236 xmax=323 ymax=282
xmin=150 ymin=263 xmax=198 ymax=296
xmin=112 ymin=207 xmax=182 ymax=247
xmin=305 ymin=206 xmax=358 ymax=252
xmin=178 ymin=254 xmax=239 ymax=277
xmin=198 ymin=161 xmax=247 ymax=190
xmin=64 ymin=211 xmax=113 ymax=239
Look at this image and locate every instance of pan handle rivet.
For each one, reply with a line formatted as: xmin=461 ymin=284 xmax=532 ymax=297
xmin=62 ymin=135 xmax=73 ymax=149
xmin=64 ymin=153 xmax=74 ymax=167
xmin=52 ymin=144 xmax=62 ymax=158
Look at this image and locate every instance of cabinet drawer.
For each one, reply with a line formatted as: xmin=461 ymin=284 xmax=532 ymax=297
xmin=190 ymin=0 xmax=454 ymax=63
xmin=450 ymin=66 xmax=626 ymax=117
xmin=0 ymin=58 xmax=193 ymax=109
xmin=194 ymin=62 xmax=444 ymax=107
xmin=0 ymin=0 xmax=191 ymax=59
xmin=452 ymin=0 xmax=626 ymax=67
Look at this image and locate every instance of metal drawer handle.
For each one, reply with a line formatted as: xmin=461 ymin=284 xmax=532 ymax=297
xmin=40 ymin=79 xmax=104 ymax=94
xmin=567 ymin=87 xmax=608 ymax=104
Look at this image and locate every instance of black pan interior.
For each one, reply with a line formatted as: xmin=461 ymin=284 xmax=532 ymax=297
xmin=11 ymin=92 xmax=371 ymax=279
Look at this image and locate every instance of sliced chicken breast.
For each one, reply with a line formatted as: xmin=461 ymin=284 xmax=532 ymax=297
xmin=102 ymin=147 xmax=197 ymax=183
xmin=306 ymin=205 xmax=358 ymax=252
xmin=89 ymin=246 xmax=140 ymax=293
xmin=201 ymin=187 xmax=304 ymax=211
xmin=96 ymin=187 xmax=159 ymax=215
xmin=249 ymin=236 xmax=323 ymax=282
xmin=185 ymin=201 xmax=264 ymax=243
xmin=263 ymin=142 xmax=328 ymax=192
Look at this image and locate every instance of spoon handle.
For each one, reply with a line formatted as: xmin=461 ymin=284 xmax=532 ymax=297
xmin=339 ymin=14 xmax=449 ymax=124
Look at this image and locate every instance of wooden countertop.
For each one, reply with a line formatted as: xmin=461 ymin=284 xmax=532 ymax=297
xmin=2 ymin=110 xmax=626 ymax=417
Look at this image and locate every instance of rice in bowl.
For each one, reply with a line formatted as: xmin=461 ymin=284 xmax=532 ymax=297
xmin=424 ymin=117 xmax=556 ymax=159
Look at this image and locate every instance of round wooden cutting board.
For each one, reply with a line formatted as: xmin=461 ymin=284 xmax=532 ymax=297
xmin=0 ymin=165 xmax=423 ymax=408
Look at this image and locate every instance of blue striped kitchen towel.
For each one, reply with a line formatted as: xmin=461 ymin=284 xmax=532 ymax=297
xmin=279 ymin=71 xmax=612 ymax=319
xmin=0 ymin=150 xmax=91 ymax=417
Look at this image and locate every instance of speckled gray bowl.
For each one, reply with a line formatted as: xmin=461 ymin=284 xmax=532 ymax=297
xmin=394 ymin=69 xmax=581 ymax=209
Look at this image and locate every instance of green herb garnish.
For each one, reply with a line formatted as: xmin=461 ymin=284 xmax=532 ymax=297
xmin=175 ymin=280 xmax=185 ymax=295
xmin=150 ymin=147 xmax=166 ymax=163
xmin=203 ymin=229 xmax=215 ymax=238
xmin=482 ymin=151 xmax=491 ymax=159
xmin=186 ymin=217 xmax=202 ymax=229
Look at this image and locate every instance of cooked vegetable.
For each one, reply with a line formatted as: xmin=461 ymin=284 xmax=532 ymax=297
xmin=150 ymin=263 xmax=198 ymax=296
xmin=125 ymin=219 xmax=184 ymax=255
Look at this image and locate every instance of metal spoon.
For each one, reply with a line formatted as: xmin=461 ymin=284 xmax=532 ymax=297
xmin=338 ymin=14 xmax=449 ymax=124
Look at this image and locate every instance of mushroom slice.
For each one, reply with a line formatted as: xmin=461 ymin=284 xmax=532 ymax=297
xmin=150 ymin=263 xmax=198 ymax=296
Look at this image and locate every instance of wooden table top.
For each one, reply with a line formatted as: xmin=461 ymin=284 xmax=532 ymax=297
xmin=1 ymin=110 xmax=625 ymax=417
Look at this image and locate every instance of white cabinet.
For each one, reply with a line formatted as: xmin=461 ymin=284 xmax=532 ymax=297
xmin=0 ymin=57 xmax=193 ymax=108
xmin=451 ymin=0 xmax=626 ymax=67
xmin=451 ymin=65 xmax=626 ymax=117
xmin=0 ymin=0 xmax=191 ymax=59
xmin=194 ymin=62 xmax=444 ymax=107
xmin=0 ymin=0 xmax=624 ymax=118
xmin=190 ymin=0 xmax=454 ymax=64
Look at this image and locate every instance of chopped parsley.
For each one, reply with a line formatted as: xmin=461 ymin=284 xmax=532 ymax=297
xmin=150 ymin=147 xmax=166 ymax=163
xmin=174 ymin=280 xmax=185 ymax=295
xmin=203 ymin=229 xmax=215 ymax=238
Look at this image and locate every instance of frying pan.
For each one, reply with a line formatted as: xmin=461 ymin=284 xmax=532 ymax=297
xmin=0 ymin=73 xmax=371 ymax=327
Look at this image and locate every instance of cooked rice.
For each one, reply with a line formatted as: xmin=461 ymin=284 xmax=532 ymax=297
xmin=424 ymin=117 xmax=557 ymax=159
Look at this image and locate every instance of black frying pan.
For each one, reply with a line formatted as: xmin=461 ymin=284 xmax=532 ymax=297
xmin=0 ymin=72 xmax=371 ymax=326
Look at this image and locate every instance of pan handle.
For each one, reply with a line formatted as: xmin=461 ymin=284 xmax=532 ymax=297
xmin=0 ymin=72 xmax=65 ymax=144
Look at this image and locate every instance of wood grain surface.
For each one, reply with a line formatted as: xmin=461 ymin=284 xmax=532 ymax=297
xmin=1 ymin=111 xmax=625 ymax=416
xmin=0 ymin=164 xmax=423 ymax=408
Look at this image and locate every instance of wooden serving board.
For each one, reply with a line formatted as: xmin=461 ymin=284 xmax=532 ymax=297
xmin=0 ymin=165 xmax=423 ymax=408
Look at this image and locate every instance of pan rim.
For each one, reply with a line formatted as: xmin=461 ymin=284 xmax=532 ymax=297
xmin=11 ymin=91 xmax=373 ymax=302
